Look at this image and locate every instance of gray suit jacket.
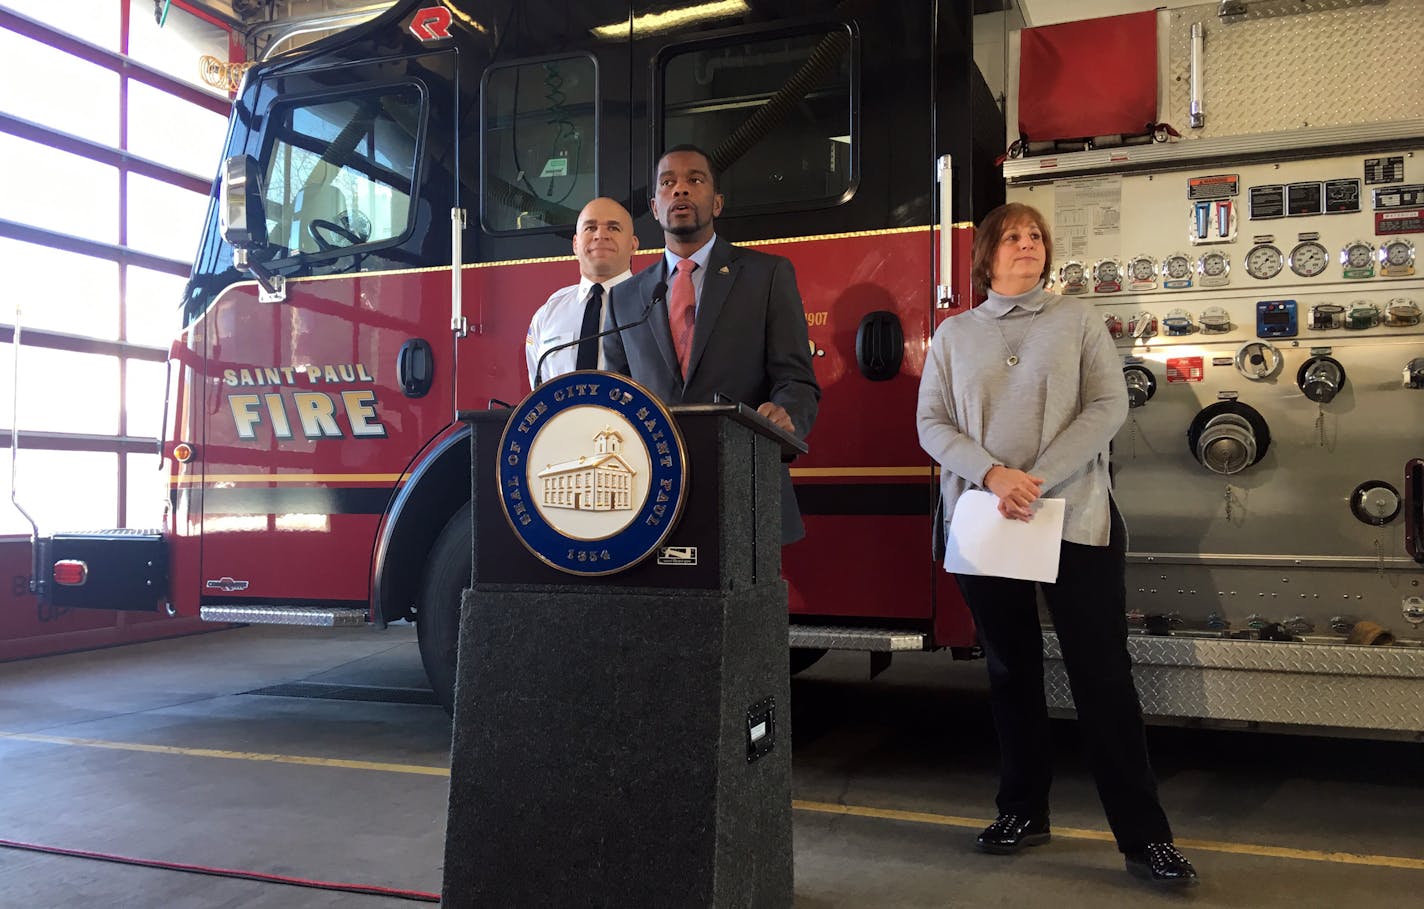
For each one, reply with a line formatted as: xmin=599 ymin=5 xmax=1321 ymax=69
xmin=603 ymin=236 xmax=820 ymax=543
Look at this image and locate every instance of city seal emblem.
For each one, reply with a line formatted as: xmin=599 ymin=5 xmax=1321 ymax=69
xmin=496 ymin=370 xmax=689 ymax=576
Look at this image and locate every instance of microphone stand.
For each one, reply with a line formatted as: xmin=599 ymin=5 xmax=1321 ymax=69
xmin=534 ymin=281 xmax=667 ymax=387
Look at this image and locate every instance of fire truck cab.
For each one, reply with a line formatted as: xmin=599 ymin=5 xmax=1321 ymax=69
xmin=36 ymin=0 xmax=1004 ymax=711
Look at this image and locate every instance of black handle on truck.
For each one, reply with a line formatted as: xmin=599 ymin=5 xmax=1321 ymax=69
xmin=397 ymin=338 xmax=434 ymax=398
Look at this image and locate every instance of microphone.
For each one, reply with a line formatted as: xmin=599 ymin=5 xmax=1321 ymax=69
xmin=534 ymin=281 xmax=667 ymax=387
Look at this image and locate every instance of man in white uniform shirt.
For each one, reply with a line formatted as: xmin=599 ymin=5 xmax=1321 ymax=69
xmin=526 ymin=197 xmax=639 ymax=386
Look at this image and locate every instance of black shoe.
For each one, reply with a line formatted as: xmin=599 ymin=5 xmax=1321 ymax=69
xmin=975 ymin=813 xmax=1051 ymax=854
xmin=1125 ymin=842 xmax=1198 ymax=886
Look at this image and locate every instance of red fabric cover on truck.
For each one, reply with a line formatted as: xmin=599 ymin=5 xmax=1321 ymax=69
xmin=1017 ymin=11 xmax=1157 ymax=142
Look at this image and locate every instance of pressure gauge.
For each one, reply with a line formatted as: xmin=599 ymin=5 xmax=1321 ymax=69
xmin=1092 ymin=258 xmax=1123 ymax=293
xmin=1127 ymin=255 xmax=1157 ymax=287
xmin=1199 ymin=305 xmax=1231 ymax=333
xmin=1234 ymin=340 xmax=1282 ymax=380
xmin=1386 ymin=298 xmax=1421 ymax=327
xmin=1346 ymin=300 xmax=1380 ymax=330
xmin=1058 ymin=260 xmax=1088 ymax=294
xmin=1162 ymin=308 xmax=1195 ymax=336
xmin=1245 ymin=243 xmax=1284 ymax=280
xmin=1308 ymin=303 xmax=1344 ymax=330
xmin=1288 ymin=240 xmax=1329 ymax=278
xmin=1198 ymin=250 xmax=1230 ymax=287
xmin=1128 ymin=310 xmax=1157 ymax=339
xmin=1380 ymin=238 xmax=1416 ymax=277
xmin=1162 ymin=252 xmax=1193 ymax=288
xmin=1342 ymin=240 xmax=1375 ymax=278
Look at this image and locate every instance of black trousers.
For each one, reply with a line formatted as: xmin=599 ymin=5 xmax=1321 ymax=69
xmin=955 ymin=502 xmax=1172 ymax=853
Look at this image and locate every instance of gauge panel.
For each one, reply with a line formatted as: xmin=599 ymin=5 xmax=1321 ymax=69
xmin=1198 ymin=251 xmax=1230 ymax=287
xmin=1092 ymin=258 xmax=1123 ymax=293
xmin=1380 ymin=238 xmax=1416 ymax=277
xmin=1162 ymin=252 xmax=1193 ymax=289
xmin=1342 ymin=240 xmax=1375 ymax=278
xmin=1245 ymin=243 xmax=1284 ymax=280
xmin=1126 ymin=254 xmax=1157 ymax=290
xmin=1288 ymin=240 xmax=1329 ymax=278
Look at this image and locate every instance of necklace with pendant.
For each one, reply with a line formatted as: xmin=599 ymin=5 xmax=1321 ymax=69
xmin=996 ymin=306 xmax=1042 ymax=367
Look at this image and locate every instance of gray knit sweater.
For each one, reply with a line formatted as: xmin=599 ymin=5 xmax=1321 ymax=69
xmin=916 ymin=283 xmax=1127 ymax=547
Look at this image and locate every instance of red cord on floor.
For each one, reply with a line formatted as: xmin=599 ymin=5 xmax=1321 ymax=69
xmin=0 ymin=836 xmax=440 ymax=902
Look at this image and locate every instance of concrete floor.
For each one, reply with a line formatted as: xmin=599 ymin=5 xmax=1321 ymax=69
xmin=0 ymin=624 xmax=1421 ymax=908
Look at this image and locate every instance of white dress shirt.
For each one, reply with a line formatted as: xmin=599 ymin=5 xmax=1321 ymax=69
xmin=526 ymin=269 xmax=633 ymax=387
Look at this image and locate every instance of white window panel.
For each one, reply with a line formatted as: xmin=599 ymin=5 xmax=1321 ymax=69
xmin=124 ymin=265 xmax=185 ymax=348
xmin=0 ymin=239 xmax=121 ymax=338
xmin=124 ymin=451 xmax=166 ymax=530
xmin=126 ymin=0 xmax=232 ymax=90
xmin=0 ymin=29 xmax=121 ymax=145
xmin=124 ymin=358 xmax=166 ymax=439
xmin=0 ymin=346 xmax=119 ymax=436
xmin=0 ymin=449 xmax=119 ymax=535
xmin=0 ymin=135 xmax=119 ymax=245
xmin=125 ymin=172 xmax=206 ymax=263
xmin=1 ymin=1 xmax=120 ymax=49
xmin=127 ymin=80 xmax=228 ymax=176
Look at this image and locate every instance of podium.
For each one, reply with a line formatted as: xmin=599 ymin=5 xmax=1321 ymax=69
xmin=441 ymin=399 xmax=803 ymax=908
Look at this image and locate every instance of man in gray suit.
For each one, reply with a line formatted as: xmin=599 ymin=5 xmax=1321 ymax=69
xmin=603 ymin=144 xmax=820 ymax=543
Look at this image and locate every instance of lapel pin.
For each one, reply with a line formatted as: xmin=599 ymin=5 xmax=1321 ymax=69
xmin=718 ymin=265 xmax=729 ymax=274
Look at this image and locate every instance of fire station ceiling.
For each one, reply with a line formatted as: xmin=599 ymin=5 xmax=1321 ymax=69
xmin=173 ymin=0 xmax=1192 ymax=61
xmin=187 ymin=0 xmax=1025 ymax=60
xmin=178 ymin=0 xmax=1208 ymax=34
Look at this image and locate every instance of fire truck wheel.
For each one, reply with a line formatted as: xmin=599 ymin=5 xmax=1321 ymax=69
xmin=417 ymin=502 xmax=471 ymax=715
xmin=789 ymin=647 xmax=827 ymax=675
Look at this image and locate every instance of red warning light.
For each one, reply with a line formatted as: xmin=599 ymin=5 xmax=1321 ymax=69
xmin=53 ymin=560 xmax=89 ymax=587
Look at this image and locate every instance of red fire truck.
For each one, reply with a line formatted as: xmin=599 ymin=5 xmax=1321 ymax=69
xmin=28 ymin=0 xmax=1004 ymax=710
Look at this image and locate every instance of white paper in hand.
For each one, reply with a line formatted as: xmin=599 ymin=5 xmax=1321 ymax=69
xmin=943 ymin=489 xmax=1065 ymax=583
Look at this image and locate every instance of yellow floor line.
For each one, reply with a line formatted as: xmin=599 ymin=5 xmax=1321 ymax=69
xmin=792 ymin=800 xmax=1424 ymax=871
xmin=6 ymin=732 xmax=1420 ymax=872
xmin=0 ymin=731 xmax=449 ymax=777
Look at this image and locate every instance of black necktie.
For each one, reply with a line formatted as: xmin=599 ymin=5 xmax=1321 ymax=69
xmin=576 ymin=283 xmax=604 ymax=370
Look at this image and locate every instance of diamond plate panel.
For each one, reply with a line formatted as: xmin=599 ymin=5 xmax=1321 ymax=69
xmin=200 ymin=605 xmax=368 ymax=626
xmin=788 ymin=626 xmax=926 ymax=651
xmin=1166 ymin=2 xmax=1424 ymax=139
xmin=1044 ymin=632 xmax=1424 ymax=732
xmin=1045 ymin=632 xmax=1424 ymax=677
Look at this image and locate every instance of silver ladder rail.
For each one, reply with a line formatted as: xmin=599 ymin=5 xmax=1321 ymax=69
xmin=9 ymin=305 xmax=45 ymax=597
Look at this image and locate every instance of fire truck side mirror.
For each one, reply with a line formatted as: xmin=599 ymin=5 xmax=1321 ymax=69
xmin=220 ymin=155 xmax=268 ymax=252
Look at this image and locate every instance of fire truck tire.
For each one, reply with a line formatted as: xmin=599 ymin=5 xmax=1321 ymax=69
xmin=416 ymin=502 xmax=471 ymax=714
xmin=789 ymin=647 xmax=827 ymax=675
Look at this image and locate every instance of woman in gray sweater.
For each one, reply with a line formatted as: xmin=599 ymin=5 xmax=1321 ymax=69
xmin=916 ymin=202 xmax=1196 ymax=886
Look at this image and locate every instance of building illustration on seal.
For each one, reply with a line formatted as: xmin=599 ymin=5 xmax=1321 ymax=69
xmin=536 ymin=427 xmax=635 ymax=512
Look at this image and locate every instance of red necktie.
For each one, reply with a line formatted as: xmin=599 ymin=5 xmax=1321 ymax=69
xmin=669 ymin=258 xmax=697 ymax=378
